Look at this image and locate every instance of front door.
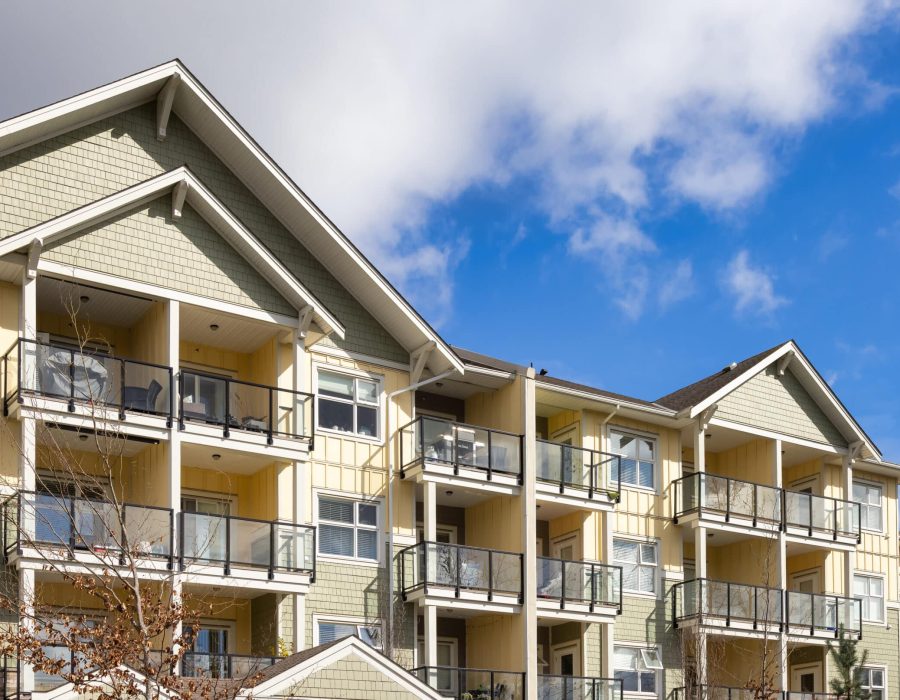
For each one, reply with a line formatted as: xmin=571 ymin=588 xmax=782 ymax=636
xmin=790 ymin=664 xmax=822 ymax=698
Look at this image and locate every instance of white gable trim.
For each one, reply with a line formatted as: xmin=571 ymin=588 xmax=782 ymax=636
xmin=245 ymin=636 xmax=445 ymax=699
xmin=32 ymin=665 xmax=179 ymax=700
xmin=0 ymin=166 xmax=344 ymax=338
xmin=689 ymin=341 xmax=879 ymax=459
xmin=0 ymin=60 xmax=463 ymax=376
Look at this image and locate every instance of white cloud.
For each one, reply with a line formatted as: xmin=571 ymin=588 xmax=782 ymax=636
xmin=0 ymin=1 xmax=892 ymax=321
xmin=658 ymin=260 xmax=695 ymax=309
xmin=722 ymin=250 xmax=788 ymax=315
xmin=890 ymin=178 xmax=900 ymax=199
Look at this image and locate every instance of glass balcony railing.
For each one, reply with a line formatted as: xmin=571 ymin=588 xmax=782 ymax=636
xmin=1 ymin=491 xmax=173 ymax=565
xmin=785 ymin=591 xmax=861 ymax=638
xmin=673 ymin=473 xmax=861 ymax=541
xmin=538 ymin=675 xmax=623 ymax=700
xmin=179 ymin=512 xmax=315 ymax=577
xmin=536 ymin=557 xmax=621 ymax=612
xmin=179 ymin=370 xmax=313 ymax=441
xmin=672 ymin=578 xmax=783 ymax=628
xmin=536 ymin=440 xmax=621 ymax=500
xmin=411 ymin=666 xmax=525 ymax=700
xmin=2 ymin=337 xmax=173 ymax=420
xmin=399 ymin=542 xmax=523 ymax=601
xmin=674 ymin=690 xmax=838 ymax=700
xmin=181 ymin=652 xmax=279 ymax=679
xmin=399 ymin=416 xmax=523 ymax=481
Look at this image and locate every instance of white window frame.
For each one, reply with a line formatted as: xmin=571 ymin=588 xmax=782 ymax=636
xmin=613 ymin=536 xmax=659 ymax=597
xmin=853 ymin=572 xmax=885 ymax=624
xmin=314 ymin=364 xmax=383 ymax=442
xmin=853 ymin=479 xmax=884 ymax=534
xmin=613 ymin=642 xmax=661 ymax=697
xmin=858 ymin=665 xmax=886 ymax=700
xmin=416 ymin=636 xmax=459 ymax=693
xmin=312 ymin=613 xmax=383 ymax=650
xmin=314 ymin=490 xmax=382 ymax=565
xmin=607 ymin=425 xmax=658 ymax=492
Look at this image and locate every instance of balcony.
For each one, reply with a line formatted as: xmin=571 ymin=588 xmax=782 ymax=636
xmin=674 ymin=689 xmax=838 ymax=700
xmin=180 ymin=652 xmax=279 ymax=679
xmin=536 ymin=557 xmax=621 ymax=623
xmin=2 ymin=491 xmax=173 ymax=570
xmin=411 ymin=666 xmax=525 ymax=699
xmin=178 ymin=370 xmax=313 ymax=449
xmin=538 ymin=675 xmax=623 ymax=700
xmin=399 ymin=541 xmax=523 ymax=614
xmin=784 ymin=590 xmax=861 ymax=640
xmin=535 ymin=440 xmax=621 ymax=513
xmin=178 ymin=512 xmax=315 ymax=590
xmin=2 ymin=337 xmax=173 ymax=431
xmin=399 ymin=416 xmax=523 ymax=494
xmin=673 ymin=473 xmax=861 ymax=547
xmin=672 ymin=578 xmax=783 ymax=638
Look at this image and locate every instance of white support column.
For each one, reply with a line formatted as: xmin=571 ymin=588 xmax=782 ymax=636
xmin=842 ymin=453 xmax=855 ymax=598
xmin=422 ymin=480 xmax=437 ymax=679
xmin=691 ymin=421 xmax=708 ymax=688
xmin=772 ymin=439 xmax=787 ymax=691
xmin=692 ymin=422 xmax=706 ymax=474
xmin=523 ymin=368 xmax=538 ymax=700
xmin=166 ymin=301 xmax=183 ymax=645
xmin=19 ymin=569 xmax=34 ymax=693
xmin=19 ymin=270 xmax=36 ymax=540
xmin=601 ymin=509 xmax=615 ymax=678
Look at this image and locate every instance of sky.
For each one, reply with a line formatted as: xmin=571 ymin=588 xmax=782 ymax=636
xmin=3 ymin=2 xmax=900 ymax=456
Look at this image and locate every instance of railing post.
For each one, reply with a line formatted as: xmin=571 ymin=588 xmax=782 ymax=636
xmin=590 ymin=563 xmax=596 ymax=612
xmin=311 ymin=526 xmax=317 ymax=582
xmin=68 ymin=496 xmax=76 ymax=556
xmin=560 ymin=560 xmax=566 ymax=610
xmin=486 ymin=429 xmax=493 ymax=481
xmin=726 ymin=581 xmax=731 ymax=626
xmin=224 ymin=514 xmax=231 ymax=575
xmin=784 ymin=590 xmax=789 ymax=633
xmin=223 ymin=378 xmax=231 ymax=438
xmin=519 ymin=435 xmax=525 ymax=485
xmin=119 ymin=504 xmax=127 ymax=566
xmin=754 ymin=587 xmax=758 ymax=630
xmin=519 ymin=553 xmax=525 ymax=604
xmin=267 ymin=387 xmax=275 ymax=445
xmin=454 ymin=545 xmax=461 ymax=598
xmin=268 ymin=521 xmax=275 ymax=580
xmin=558 ymin=445 xmax=565 ymax=494
xmin=423 ymin=542 xmax=428 ymax=596
xmin=167 ymin=367 xmax=174 ymax=428
xmin=178 ymin=372 xmax=185 ymax=430
xmin=168 ymin=509 xmax=174 ymax=569
xmin=452 ymin=425 xmax=459 ymax=476
xmin=487 ymin=549 xmax=493 ymax=602
xmin=810 ymin=593 xmax=815 ymax=636
xmin=780 ymin=488 xmax=786 ymax=532
xmin=68 ymin=348 xmax=75 ymax=412
xmin=725 ymin=477 xmax=731 ymax=522
xmin=178 ymin=512 xmax=185 ymax=570
xmin=808 ymin=493 xmax=813 ymax=537
xmin=752 ymin=482 xmax=758 ymax=527
xmin=118 ymin=359 xmax=126 ymax=420
xmin=832 ymin=497 xmax=838 ymax=541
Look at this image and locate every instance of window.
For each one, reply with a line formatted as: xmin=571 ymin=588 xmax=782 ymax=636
xmin=853 ymin=574 xmax=884 ymax=623
xmin=417 ymin=638 xmax=458 ymax=693
xmin=853 ymin=481 xmax=883 ymax=532
xmin=316 ymin=369 xmax=380 ymax=438
xmin=614 ymin=539 xmax=657 ymax=594
xmin=614 ymin=646 xmax=658 ymax=695
xmin=317 ymin=619 xmax=382 ymax=649
xmin=318 ymin=496 xmax=379 ymax=561
xmin=857 ymin=667 xmax=885 ymax=700
xmin=609 ymin=429 xmax=656 ymax=489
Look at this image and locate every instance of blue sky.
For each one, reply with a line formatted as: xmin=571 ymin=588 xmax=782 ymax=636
xmin=3 ymin=3 xmax=900 ymax=456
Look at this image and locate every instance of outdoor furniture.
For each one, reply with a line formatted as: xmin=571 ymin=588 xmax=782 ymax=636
xmin=41 ymin=350 xmax=109 ymax=401
xmin=123 ymin=379 xmax=163 ymax=413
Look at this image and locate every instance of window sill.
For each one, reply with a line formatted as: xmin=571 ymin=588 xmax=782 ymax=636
xmin=316 ymin=426 xmax=384 ymax=444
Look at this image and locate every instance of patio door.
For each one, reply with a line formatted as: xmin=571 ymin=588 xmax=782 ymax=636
xmin=551 ymin=642 xmax=581 ymax=700
xmin=790 ymin=663 xmax=822 ymax=698
xmin=551 ymin=427 xmax=578 ymax=486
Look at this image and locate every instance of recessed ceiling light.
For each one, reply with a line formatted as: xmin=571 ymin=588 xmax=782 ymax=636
xmin=78 ymin=434 xmax=88 ymax=442
xmin=80 ymin=295 xmax=90 ymax=303
xmin=212 ymin=453 xmax=221 ymax=461
xmin=445 ymin=490 xmax=453 ymax=496
xmin=705 ymin=433 xmax=712 ymax=439
xmin=209 ymin=324 xmax=219 ymax=331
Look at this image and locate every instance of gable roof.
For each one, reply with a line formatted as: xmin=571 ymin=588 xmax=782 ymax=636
xmin=657 ymin=340 xmax=881 ymax=458
xmin=0 ymin=59 xmax=463 ymax=375
xmin=0 ymin=166 xmax=343 ymax=335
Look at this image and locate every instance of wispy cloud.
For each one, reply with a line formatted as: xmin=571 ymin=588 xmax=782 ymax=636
xmin=722 ymin=250 xmax=788 ymax=315
xmin=817 ymin=230 xmax=850 ymax=261
xmin=658 ymin=259 xmax=695 ymax=310
xmin=889 ymin=179 xmax=900 ymax=199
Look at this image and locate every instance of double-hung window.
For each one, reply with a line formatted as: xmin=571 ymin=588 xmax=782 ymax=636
xmin=318 ymin=496 xmax=379 ymax=562
xmin=317 ymin=619 xmax=382 ymax=649
xmin=609 ymin=429 xmax=656 ymax=490
xmin=614 ymin=646 xmax=659 ymax=695
xmin=317 ymin=369 xmax=380 ymax=438
xmin=853 ymin=481 xmax=883 ymax=532
xmin=614 ymin=538 xmax=657 ymax=594
xmin=857 ymin=667 xmax=885 ymax=700
xmin=853 ymin=574 xmax=884 ymax=623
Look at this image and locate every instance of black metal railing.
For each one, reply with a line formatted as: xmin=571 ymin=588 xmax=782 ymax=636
xmin=674 ymin=689 xmax=838 ymax=700
xmin=536 ymin=557 xmax=622 ymax=612
xmin=2 ymin=337 xmax=173 ymax=421
xmin=180 ymin=652 xmax=279 ymax=679
xmin=1 ymin=491 xmax=173 ymax=566
xmin=179 ymin=369 xmax=314 ymax=443
xmin=536 ymin=439 xmax=621 ymax=501
xmin=411 ymin=666 xmax=525 ymax=699
xmin=673 ymin=472 xmax=861 ymax=541
xmin=538 ymin=675 xmax=623 ymax=700
xmin=399 ymin=541 xmax=523 ymax=602
xmin=672 ymin=578 xmax=784 ymax=628
xmin=179 ymin=511 xmax=315 ymax=579
xmin=399 ymin=416 xmax=523 ymax=482
xmin=785 ymin=591 xmax=862 ymax=638
xmin=0 ymin=657 xmax=18 ymax=699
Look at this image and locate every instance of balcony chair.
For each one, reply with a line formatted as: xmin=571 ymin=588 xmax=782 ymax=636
xmin=123 ymin=379 xmax=163 ymax=413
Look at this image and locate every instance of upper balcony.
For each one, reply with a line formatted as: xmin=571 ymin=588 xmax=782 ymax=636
xmin=535 ymin=439 xmax=620 ymax=515
xmin=672 ymin=472 xmax=861 ymax=549
xmin=674 ymin=688 xmax=839 ymax=700
xmin=411 ymin=666 xmax=525 ymax=700
xmin=672 ymin=578 xmax=862 ymax=643
xmin=2 ymin=337 xmax=173 ymax=437
xmin=535 ymin=556 xmax=621 ymax=624
xmin=399 ymin=416 xmax=523 ymax=495
xmin=399 ymin=541 xmax=523 ymax=615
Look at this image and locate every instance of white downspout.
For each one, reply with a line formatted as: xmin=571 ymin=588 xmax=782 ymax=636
xmin=385 ymin=367 xmax=456 ymax=658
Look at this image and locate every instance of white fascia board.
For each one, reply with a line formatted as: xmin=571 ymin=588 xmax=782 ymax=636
xmin=0 ymin=166 xmax=344 ymax=338
xmin=535 ymin=379 xmax=676 ymax=418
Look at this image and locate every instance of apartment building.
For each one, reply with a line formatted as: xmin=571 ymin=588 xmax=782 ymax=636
xmin=0 ymin=61 xmax=896 ymax=700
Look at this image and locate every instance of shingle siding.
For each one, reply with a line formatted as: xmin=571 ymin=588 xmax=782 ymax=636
xmin=285 ymin=656 xmax=421 ymax=699
xmin=716 ymin=367 xmax=847 ymax=447
xmin=0 ymin=103 xmax=408 ymax=363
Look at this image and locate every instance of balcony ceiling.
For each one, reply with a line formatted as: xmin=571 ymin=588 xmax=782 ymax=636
xmin=181 ymin=441 xmax=274 ymax=474
xmin=38 ymin=277 xmax=154 ymax=329
xmin=181 ymin=303 xmax=283 ymax=354
xmin=38 ymin=424 xmax=155 ymax=458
